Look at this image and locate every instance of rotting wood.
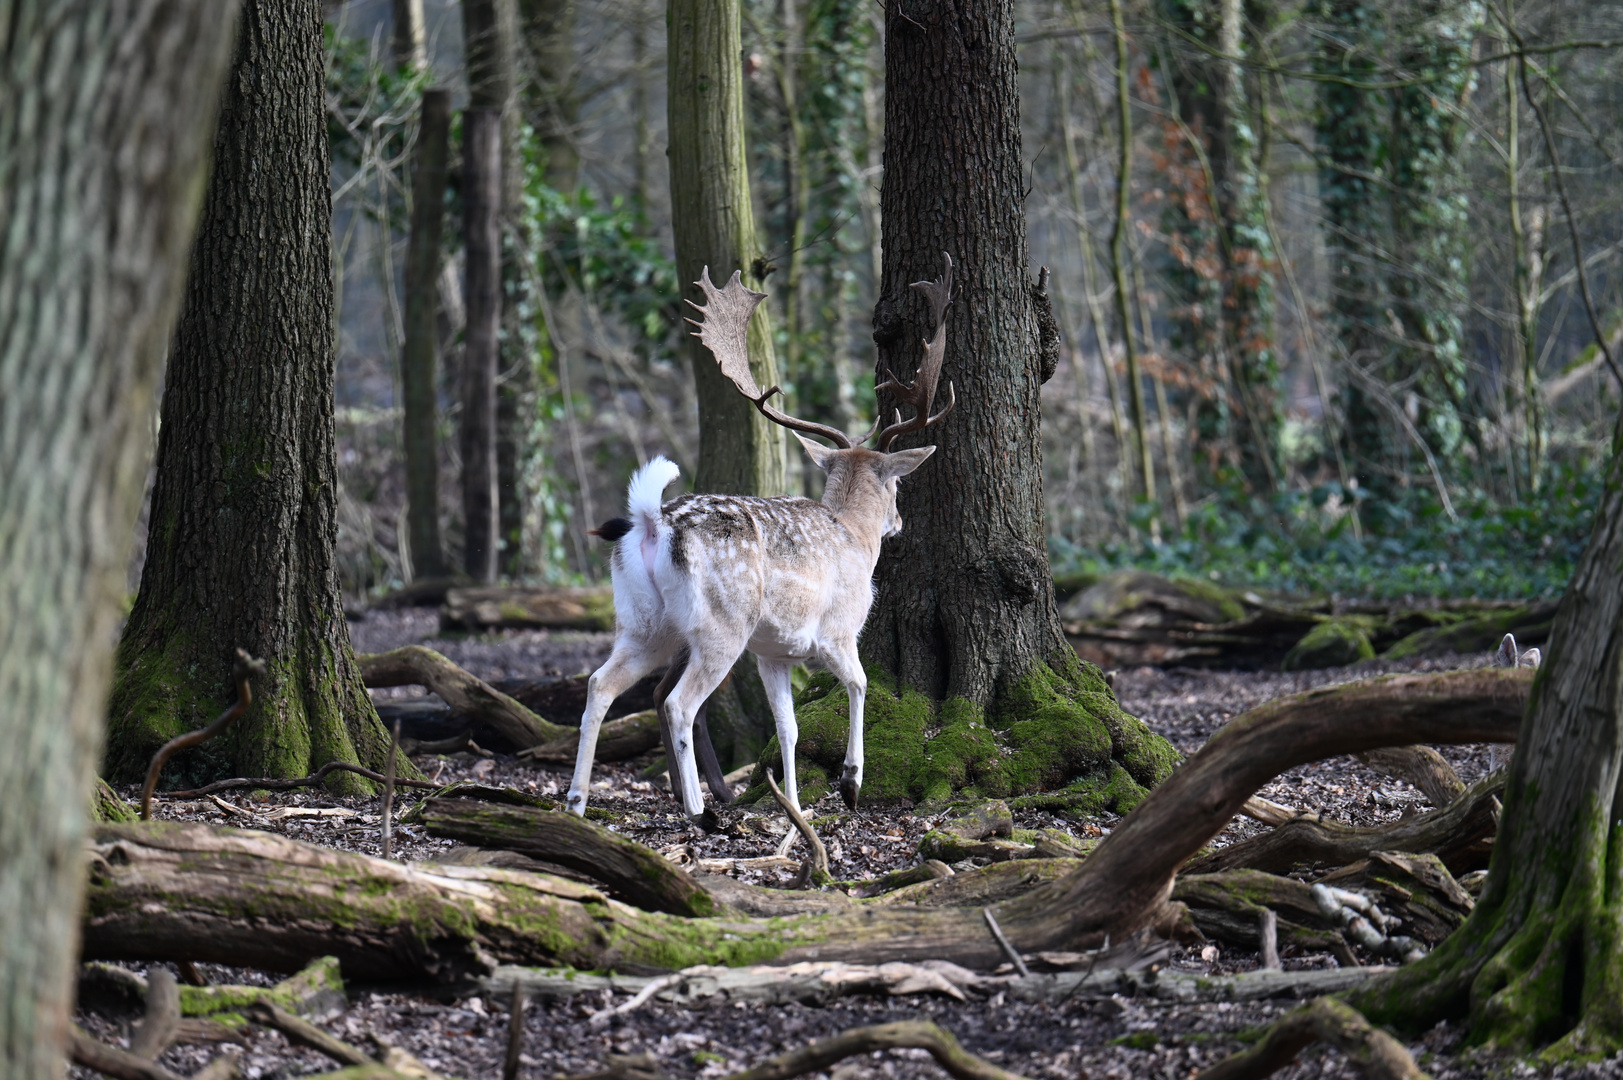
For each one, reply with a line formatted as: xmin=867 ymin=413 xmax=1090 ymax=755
xmin=717 ymin=1020 xmax=1028 ymax=1080
xmin=415 ymin=798 xmax=717 ymax=917
xmin=358 ymin=645 xmax=566 ymax=748
xmin=1195 ymin=996 xmax=1428 ymax=1080
xmin=128 ymin=968 xmax=181 ymax=1060
xmin=246 ymin=1001 xmax=368 ymax=1067
xmin=480 ymin=960 xmax=1390 ymax=1008
xmin=67 ymin=1024 xmax=238 ymax=1080
xmin=504 ymin=979 xmax=526 ymax=1080
xmin=1183 ymin=768 xmax=1506 ymax=878
xmin=1171 ymin=870 xmax=1353 ymax=962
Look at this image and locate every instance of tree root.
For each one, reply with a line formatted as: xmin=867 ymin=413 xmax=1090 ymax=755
xmin=1195 ymin=997 xmax=1428 ymax=1080
xmin=163 ymin=759 xmax=440 ymax=800
xmin=141 ymin=649 xmax=265 ymax=819
xmin=718 ymin=1020 xmax=1029 ymax=1080
xmin=1184 ymin=767 xmax=1505 ymax=877
xmin=358 ymin=645 xmax=566 ymax=748
xmin=518 ymin=709 xmax=662 ymax=764
xmin=1355 ymin=746 xmax=1465 ymax=808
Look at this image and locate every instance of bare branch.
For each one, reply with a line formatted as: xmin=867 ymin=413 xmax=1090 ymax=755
xmin=141 ymin=649 xmax=266 ymax=820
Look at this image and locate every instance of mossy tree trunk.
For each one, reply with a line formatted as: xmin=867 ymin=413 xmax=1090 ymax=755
xmin=0 ymin=4 xmax=240 ymax=1076
xmin=107 ymin=0 xmax=404 ymax=794
xmin=668 ymin=0 xmax=787 ymax=497
xmin=1352 ymin=428 xmax=1623 ymax=1059
xmin=854 ymin=0 xmax=1168 ymax=804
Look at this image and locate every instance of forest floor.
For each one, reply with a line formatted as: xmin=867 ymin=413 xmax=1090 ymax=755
xmin=76 ymin=609 xmax=1623 ymax=1080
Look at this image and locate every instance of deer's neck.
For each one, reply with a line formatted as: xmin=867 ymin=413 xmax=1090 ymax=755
xmin=819 ymin=483 xmax=888 ymax=555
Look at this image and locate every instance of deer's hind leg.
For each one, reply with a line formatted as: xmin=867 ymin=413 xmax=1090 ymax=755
xmin=567 ymin=637 xmax=671 ymax=816
xmin=822 ymin=639 xmax=868 ymax=810
xmin=663 ymin=646 xmax=746 ymax=823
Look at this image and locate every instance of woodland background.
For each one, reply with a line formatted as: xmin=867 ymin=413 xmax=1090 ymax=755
xmin=306 ymin=0 xmax=1618 ymax=608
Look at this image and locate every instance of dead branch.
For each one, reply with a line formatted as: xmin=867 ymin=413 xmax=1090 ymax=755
xmin=1196 ymin=996 xmax=1428 ymax=1080
xmin=358 ymin=645 xmax=567 ymax=748
xmin=67 ymin=1024 xmax=237 ymax=1080
xmin=504 ymin=979 xmax=527 ymax=1080
xmin=982 ymin=909 xmax=1030 ymax=976
xmin=1240 ymin=795 xmax=1312 ymax=828
xmin=381 ymin=720 xmax=401 ymax=860
xmin=164 ymin=760 xmax=439 ymax=800
xmin=246 ymin=1000 xmax=367 ymax=1067
xmin=1258 ymin=908 xmax=1280 ymax=970
xmin=1355 ymin=746 xmax=1465 ymax=808
xmin=129 ymin=968 xmax=181 ymax=1060
xmin=142 ymin=649 xmax=265 ymax=819
xmin=718 ymin=1020 xmax=1028 ymax=1080
xmin=765 ymin=770 xmax=830 ymax=887
xmin=412 ymin=797 xmax=718 ymax=917
xmin=1172 ymin=870 xmax=1356 ymax=964
xmin=1184 ymin=767 xmax=1505 ymax=877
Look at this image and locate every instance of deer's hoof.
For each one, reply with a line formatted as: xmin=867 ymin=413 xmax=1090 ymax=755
xmin=839 ymin=767 xmax=860 ymax=810
xmin=689 ymin=808 xmax=721 ymax=833
xmin=565 ymin=792 xmax=586 ymax=816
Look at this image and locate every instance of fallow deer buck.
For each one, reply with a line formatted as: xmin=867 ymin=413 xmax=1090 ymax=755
xmin=567 ymin=255 xmax=958 ymax=824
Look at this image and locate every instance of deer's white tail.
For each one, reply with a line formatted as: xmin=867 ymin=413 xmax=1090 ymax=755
xmin=627 ymin=456 xmax=679 ymax=529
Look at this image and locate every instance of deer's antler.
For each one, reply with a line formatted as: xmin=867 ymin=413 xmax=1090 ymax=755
xmin=873 ymin=253 xmax=955 ymax=451
xmin=686 ymin=267 xmax=856 ymax=449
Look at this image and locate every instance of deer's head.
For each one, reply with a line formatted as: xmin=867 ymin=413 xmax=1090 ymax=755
xmin=686 ymin=255 xmax=955 ymax=537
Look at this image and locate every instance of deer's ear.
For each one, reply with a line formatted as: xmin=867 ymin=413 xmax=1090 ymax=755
xmin=795 ymin=432 xmax=841 ymax=472
xmin=881 ymin=445 xmax=935 ymax=480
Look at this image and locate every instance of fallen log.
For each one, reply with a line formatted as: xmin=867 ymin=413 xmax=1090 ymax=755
xmin=358 ymin=645 xmax=567 ymax=749
xmin=415 ymin=797 xmax=717 ymax=917
xmin=518 ymin=709 xmax=661 ymax=765
xmin=1355 ymin=746 xmax=1465 ymax=808
xmin=1183 ymin=768 xmax=1506 ymax=877
xmin=1171 ymin=871 xmax=1352 ymax=962
xmin=440 ymin=585 xmax=615 ymax=632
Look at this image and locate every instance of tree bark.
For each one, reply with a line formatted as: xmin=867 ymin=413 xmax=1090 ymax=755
xmin=668 ymin=0 xmax=788 ymax=496
xmin=520 ymin=0 xmax=580 ymax=192
xmin=0 ymin=4 xmax=240 ymax=1077
xmin=402 ymin=88 xmax=452 ymax=581
xmin=461 ymin=107 xmax=503 ymax=582
xmin=391 ymin=0 xmax=427 ymax=70
xmin=861 ymin=0 xmax=1072 ymax=708
xmin=1351 ymin=429 xmax=1623 ymax=1058
xmin=107 ymin=0 xmax=402 ymax=795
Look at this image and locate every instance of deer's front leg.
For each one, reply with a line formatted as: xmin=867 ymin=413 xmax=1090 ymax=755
xmin=567 ymin=647 xmax=659 ymax=815
xmin=825 ymin=643 xmax=867 ymax=810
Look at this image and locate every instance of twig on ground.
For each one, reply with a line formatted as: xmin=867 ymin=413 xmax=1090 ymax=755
xmin=175 ymin=960 xmax=208 ymax=987
xmin=244 ymin=1000 xmax=369 ymax=1067
xmin=504 ymin=978 xmax=527 ymax=1080
xmin=587 ymin=973 xmax=682 ymax=1030
xmin=382 ymin=719 xmax=401 ymax=860
xmin=68 ymin=1024 xmax=234 ymax=1080
xmin=765 ymin=770 xmax=830 ymax=887
xmin=718 ymin=1020 xmax=1031 ymax=1080
xmin=142 ymin=649 xmax=266 ymax=819
xmin=982 ymin=908 xmax=1031 ymax=977
xmin=128 ymin=968 xmax=181 ymax=1060
xmin=1258 ymin=908 xmax=1280 ymax=970
xmin=1196 ymin=996 xmax=1428 ymax=1080
xmin=164 ymin=760 xmax=440 ymax=800
xmin=1239 ymin=796 xmax=1315 ymax=827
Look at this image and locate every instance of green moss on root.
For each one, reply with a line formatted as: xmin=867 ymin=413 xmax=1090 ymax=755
xmin=740 ymin=653 xmax=1179 ymax=810
xmin=1282 ymin=618 xmax=1377 ymax=671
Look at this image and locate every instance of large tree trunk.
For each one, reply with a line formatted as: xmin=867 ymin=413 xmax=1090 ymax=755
xmin=0 ymin=4 xmax=240 ymax=1077
xmin=107 ymin=0 xmax=401 ymax=794
xmin=668 ymin=0 xmax=787 ymax=496
xmin=401 ymin=88 xmax=452 ymax=581
xmin=1352 ymin=432 xmax=1623 ymax=1059
xmin=859 ymin=0 xmax=1096 ymax=764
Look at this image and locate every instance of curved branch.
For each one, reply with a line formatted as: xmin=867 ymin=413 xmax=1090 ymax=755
xmin=1196 ymin=997 xmax=1428 ymax=1080
xmin=141 ymin=649 xmax=265 ymax=819
xmin=721 ymin=1021 xmax=1029 ymax=1080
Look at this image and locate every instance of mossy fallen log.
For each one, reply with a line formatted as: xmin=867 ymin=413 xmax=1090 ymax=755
xmin=358 ymin=646 xmax=566 ymax=749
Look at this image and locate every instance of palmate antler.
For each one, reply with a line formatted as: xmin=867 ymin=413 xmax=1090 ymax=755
xmin=687 ymin=255 xmax=956 ymax=450
xmin=874 ymin=253 xmax=955 ymax=451
xmin=685 ymin=268 xmax=856 ymax=449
